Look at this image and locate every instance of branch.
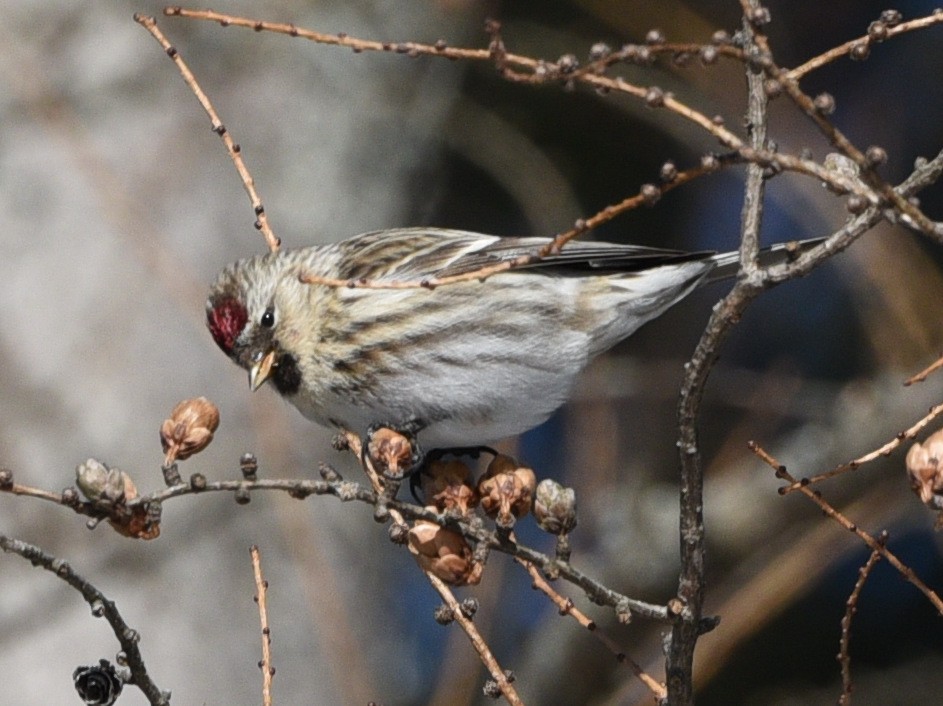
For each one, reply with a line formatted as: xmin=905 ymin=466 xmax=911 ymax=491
xmin=0 ymin=536 xmax=171 ymax=706
xmin=742 ymin=3 xmax=943 ymax=242
xmin=749 ymin=442 xmax=943 ymax=615
xmin=838 ymin=545 xmax=883 ymax=706
xmin=789 ymin=10 xmax=943 ymax=80
xmin=665 ymin=7 xmax=771 ymax=703
xmin=515 ymin=557 xmax=667 ymax=700
xmin=251 ymin=546 xmax=274 ymax=706
xmin=776 ymin=401 xmax=943 ymax=494
xmin=134 ymin=13 xmax=281 ymax=253
xmin=340 ymin=432 xmax=522 ymax=705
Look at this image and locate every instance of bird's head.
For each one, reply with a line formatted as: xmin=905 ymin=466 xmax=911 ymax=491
xmin=206 ymin=254 xmax=302 ymax=395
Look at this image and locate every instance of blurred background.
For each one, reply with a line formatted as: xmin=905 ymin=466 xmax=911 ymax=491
xmin=2 ymin=1 xmax=943 ymax=704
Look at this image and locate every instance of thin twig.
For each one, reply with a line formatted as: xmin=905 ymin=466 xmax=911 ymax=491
xmin=0 ymin=536 xmax=171 ymax=706
xmin=341 ymin=431 xmax=523 ymax=706
xmin=0 ymin=470 xmax=669 ymax=622
xmin=789 ymin=12 xmax=943 ymax=81
xmin=161 ymin=4 xmax=889 ymax=302
xmin=904 ymin=353 xmax=943 ymax=386
xmin=838 ymin=545 xmax=883 ymax=706
xmin=778 ymin=402 xmax=943 ymax=494
xmin=516 ymin=558 xmax=667 ymax=701
xmin=749 ymin=442 xmax=943 ymax=615
xmin=165 ymin=6 xmax=882 ymax=214
xmin=665 ymin=7 xmax=771 ymax=703
xmin=426 ymin=572 xmax=522 ymax=706
xmin=741 ymin=2 xmax=943 ymax=242
xmin=251 ymin=546 xmax=274 ymax=706
xmin=165 ymin=7 xmax=740 ymax=144
xmin=759 ymin=147 xmax=943 ymax=286
xmin=133 ymin=13 xmax=280 ymax=253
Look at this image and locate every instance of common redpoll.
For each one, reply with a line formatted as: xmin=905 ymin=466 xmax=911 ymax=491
xmin=207 ymin=228 xmax=812 ymax=446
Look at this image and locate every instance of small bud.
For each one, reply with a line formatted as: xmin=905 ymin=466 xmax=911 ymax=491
xmin=160 ymin=397 xmax=220 ymax=465
xmin=421 ymin=459 xmax=479 ymax=515
xmin=711 ymin=30 xmax=731 ymax=45
xmin=746 ymin=48 xmax=772 ymax=71
xmin=460 ymin=597 xmax=480 ymax=618
xmin=879 ymin=9 xmax=902 ymax=27
xmin=62 ymin=487 xmax=81 ymax=507
xmin=557 ymin=53 xmax=579 ymax=73
xmin=433 ymin=604 xmax=455 ymax=625
xmin=881 ymin=9 xmax=904 ymax=27
xmin=865 ymin=145 xmax=888 ymax=167
xmin=701 ymin=154 xmax=720 ymax=170
xmin=408 ymin=515 xmax=482 ymax=585
xmin=367 ymin=427 xmax=414 ymax=479
xmin=813 ymin=92 xmax=836 ymax=115
xmin=534 ymin=479 xmax=578 ymax=534
xmin=906 ymin=429 xmax=943 ymax=511
xmin=867 ymin=20 xmax=888 ymax=42
xmin=0 ymin=468 xmax=12 ymax=489
xmin=240 ymin=453 xmax=258 ymax=480
xmin=388 ymin=521 xmax=409 ymax=545
xmin=483 ymin=680 xmax=502 ymax=699
xmin=588 ymin=42 xmax=611 ymax=60
xmin=645 ymin=28 xmax=665 ymax=45
xmin=644 ymin=86 xmax=665 ymax=107
xmin=850 ymin=41 xmax=871 ymax=61
xmin=846 ymin=194 xmax=868 ymax=214
xmin=659 ymin=161 xmax=678 ymax=183
xmin=749 ymin=6 xmax=771 ymax=26
xmin=699 ymin=45 xmax=718 ymax=65
xmin=763 ymin=79 xmax=782 ymax=98
xmin=640 ymin=183 xmax=661 ymax=206
xmin=477 ymin=455 xmax=537 ymax=529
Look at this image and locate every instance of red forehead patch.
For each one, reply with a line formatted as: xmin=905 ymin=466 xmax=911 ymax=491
xmin=207 ymin=297 xmax=248 ymax=353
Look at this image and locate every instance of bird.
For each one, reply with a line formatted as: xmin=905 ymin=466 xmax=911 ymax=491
xmin=207 ymin=227 xmax=815 ymax=448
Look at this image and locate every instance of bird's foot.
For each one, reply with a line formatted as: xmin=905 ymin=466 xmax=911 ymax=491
xmin=408 ymin=445 xmax=500 ymax=504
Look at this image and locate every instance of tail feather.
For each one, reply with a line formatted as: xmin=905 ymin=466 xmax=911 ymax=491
xmin=706 ymin=237 xmax=825 ymax=282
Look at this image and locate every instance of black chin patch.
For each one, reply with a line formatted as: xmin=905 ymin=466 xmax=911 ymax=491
xmin=272 ymin=352 xmax=302 ymax=395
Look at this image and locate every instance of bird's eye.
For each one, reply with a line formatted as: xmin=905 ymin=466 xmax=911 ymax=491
xmin=260 ymin=307 xmax=275 ymax=328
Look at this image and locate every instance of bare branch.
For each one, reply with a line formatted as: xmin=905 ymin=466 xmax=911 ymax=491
xmin=776 ymin=401 xmax=943 ymax=493
xmin=789 ymin=11 xmax=943 ymax=81
xmin=0 ymin=536 xmax=170 ymax=706
xmin=133 ymin=14 xmax=281 ymax=253
xmin=838 ymin=545 xmax=883 ymax=706
xmin=250 ymin=546 xmax=274 ymax=706
xmin=749 ymin=442 xmax=943 ymax=614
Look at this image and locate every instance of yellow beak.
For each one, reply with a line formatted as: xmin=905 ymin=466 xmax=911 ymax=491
xmin=249 ymin=350 xmax=277 ymax=391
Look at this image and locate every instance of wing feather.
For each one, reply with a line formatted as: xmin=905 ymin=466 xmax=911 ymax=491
xmin=331 ymin=228 xmax=715 ymax=282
